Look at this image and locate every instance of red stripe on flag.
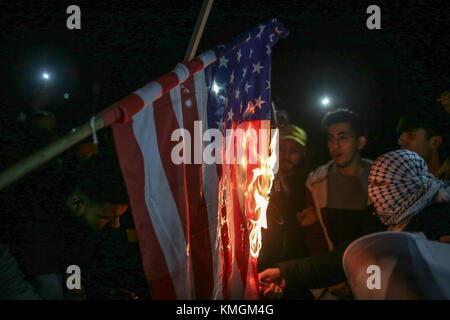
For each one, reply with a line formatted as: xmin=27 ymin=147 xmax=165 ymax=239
xmin=112 ymin=117 xmax=177 ymax=299
xmin=230 ymin=149 xmax=250 ymax=295
xmin=101 ymin=94 xmax=146 ymax=125
xmin=244 ymin=120 xmax=263 ymax=299
xmin=180 ymin=76 xmax=214 ymax=299
xmin=152 ymin=91 xmax=189 ymax=243
xmin=181 ymin=58 xmax=205 ymax=76
xmin=159 ymin=72 xmax=182 ymax=97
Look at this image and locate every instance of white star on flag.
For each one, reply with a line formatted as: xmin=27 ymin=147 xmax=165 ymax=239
xmin=235 ymin=87 xmax=241 ymax=99
xmin=254 ymin=96 xmax=265 ymax=109
xmin=216 ymin=120 xmax=224 ymax=131
xmin=245 ymin=33 xmax=251 ymax=42
xmin=266 ymin=44 xmax=271 ymax=56
xmin=219 ymin=56 xmax=229 ymax=69
xmin=229 ymin=71 xmax=235 ymax=84
xmin=228 ymin=109 xmax=234 ymax=121
xmin=256 ymin=24 xmax=266 ymax=39
xmin=245 ymin=81 xmax=252 ymax=93
xmin=237 ymin=49 xmax=242 ymax=62
xmin=242 ymin=67 xmax=247 ymax=78
xmin=249 ymin=48 xmax=253 ymax=59
xmin=266 ymin=80 xmax=271 ymax=90
xmin=252 ymin=61 xmax=264 ymax=74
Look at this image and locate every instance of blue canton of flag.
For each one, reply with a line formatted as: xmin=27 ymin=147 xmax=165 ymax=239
xmin=203 ymin=19 xmax=289 ymax=132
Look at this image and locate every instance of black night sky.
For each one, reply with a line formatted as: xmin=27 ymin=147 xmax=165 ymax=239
xmin=1 ymin=0 xmax=449 ymax=163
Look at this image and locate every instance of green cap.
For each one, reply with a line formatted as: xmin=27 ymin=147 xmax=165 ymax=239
xmin=280 ymin=125 xmax=307 ymax=147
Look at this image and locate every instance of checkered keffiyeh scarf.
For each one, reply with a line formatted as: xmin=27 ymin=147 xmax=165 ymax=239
xmin=368 ymin=149 xmax=450 ymax=227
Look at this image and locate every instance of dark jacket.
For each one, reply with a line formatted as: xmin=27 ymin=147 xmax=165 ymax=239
xmin=258 ymin=171 xmax=309 ymax=270
xmin=0 ymin=243 xmax=41 ymax=300
xmin=405 ymin=202 xmax=450 ymax=241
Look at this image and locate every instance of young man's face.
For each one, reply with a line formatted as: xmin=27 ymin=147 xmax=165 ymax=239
xmin=397 ymin=128 xmax=433 ymax=161
xmin=279 ymin=138 xmax=306 ymax=175
xmin=82 ymin=202 xmax=128 ymax=231
xmin=68 ymin=191 xmax=128 ymax=231
xmin=327 ymin=122 xmax=365 ymax=168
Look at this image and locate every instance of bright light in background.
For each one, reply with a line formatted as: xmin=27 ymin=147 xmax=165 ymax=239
xmin=64 ymin=93 xmax=70 ymax=99
xmin=42 ymin=72 xmax=50 ymax=80
xmin=212 ymin=83 xmax=219 ymax=94
xmin=321 ymin=96 xmax=330 ymax=107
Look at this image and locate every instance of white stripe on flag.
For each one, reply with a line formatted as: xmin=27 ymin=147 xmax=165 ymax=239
xmin=173 ymin=63 xmax=190 ymax=84
xmin=198 ymin=50 xmax=217 ymax=67
xmin=134 ymin=81 xmax=163 ymax=108
xmin=132 ymin=103 xmax=191 ymax=299
xmin=169 ymin=85 xmax=184 ymax=130
xmin=193 ymin=69 xmax=223 ymax=299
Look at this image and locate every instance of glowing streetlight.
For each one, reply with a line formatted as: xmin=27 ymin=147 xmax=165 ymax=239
xmin=321 ymin=97 xmax=330 ymax=107
xmin=42 ymin=72 xmax=50 ymax=80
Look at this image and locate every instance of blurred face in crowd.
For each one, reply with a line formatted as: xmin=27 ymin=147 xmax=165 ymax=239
xmin=327 ymin=122 xmax=366 ymax=168
xmin=397 ymin=128 xmax=441 ymax=162
xmin=67 ymin=190 xmax=128 ymax=230
xmin=279 ymin=138 xmax=306 ymax=175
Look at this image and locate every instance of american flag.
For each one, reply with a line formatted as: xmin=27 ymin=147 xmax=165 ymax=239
xmin=100 ymin=19 xmax=288 ymax=299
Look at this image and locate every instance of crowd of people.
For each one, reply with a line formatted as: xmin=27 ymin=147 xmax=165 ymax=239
xmin=0 ymin=94 xmax=449 ymax=300
xmin=258 ymin=104 xmax=450 ymax=300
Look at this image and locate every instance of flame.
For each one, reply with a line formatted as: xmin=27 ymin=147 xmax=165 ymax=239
xmin=243 ymin=101 xmax=257 ymax=118
xmin=245 ymin=128 xmax=278 ymax=258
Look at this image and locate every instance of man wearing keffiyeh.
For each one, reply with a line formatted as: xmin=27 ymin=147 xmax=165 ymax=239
xmin=368 ymin=149 xmax=450 ymax=238
xmin=342 ymin=149 xmax=450 ymax=299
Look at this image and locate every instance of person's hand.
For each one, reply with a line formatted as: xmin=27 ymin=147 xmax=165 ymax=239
xmin=258 ymin=268 xmax=285 ymax=299
xmin=296 ymin=206 xmax=318 ymax=227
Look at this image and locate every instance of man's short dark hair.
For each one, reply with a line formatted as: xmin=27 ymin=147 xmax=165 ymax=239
xmin=396 ymin=108 xmax=448 ymax=139
xmin=69 ymin=153 xmax=129 ymax=205
xmin=321 ymin=108 xmax=366 ymax=137
xmin=397 ymin=107 xmax=449 ymax=160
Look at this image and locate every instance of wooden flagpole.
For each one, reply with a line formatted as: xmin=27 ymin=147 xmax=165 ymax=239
xmin=184 ymin=0 xmax=214 ymax=61
xmin=0 ymin=116 xmax=105 ymax=190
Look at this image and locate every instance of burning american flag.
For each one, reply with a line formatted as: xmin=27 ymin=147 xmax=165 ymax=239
xmin=101 ymin=19 xmax=288 ymax=299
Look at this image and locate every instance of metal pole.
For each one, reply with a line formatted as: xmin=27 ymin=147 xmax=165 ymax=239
xmin=184 ymin=0 xmax=214 ymax=61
